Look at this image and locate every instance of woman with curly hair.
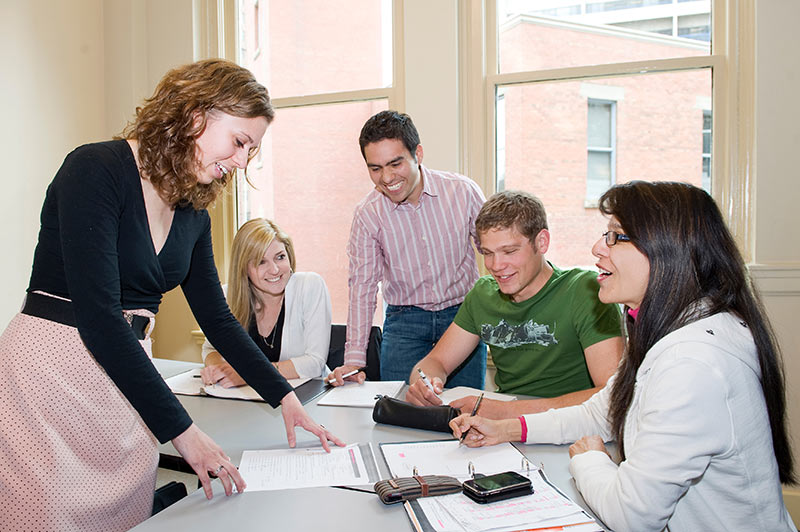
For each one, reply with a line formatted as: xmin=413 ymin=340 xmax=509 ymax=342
xmin=200 ymin=218 xmax=333 ymax=384
xmin=450 ymin=181 xmax=796 ymax=531
xmin=0 ymin=59 xmax=342 ymax=531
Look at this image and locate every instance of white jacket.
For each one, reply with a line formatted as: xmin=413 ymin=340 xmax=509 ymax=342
xmin=202 ymin=272 xmax=332 ymax=378
xmin=524 ymin=312 xmax=796 ymax=532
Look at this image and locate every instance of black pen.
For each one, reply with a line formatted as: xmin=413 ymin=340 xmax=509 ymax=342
xmin=459 ymin=392 xmax=484 ymax=446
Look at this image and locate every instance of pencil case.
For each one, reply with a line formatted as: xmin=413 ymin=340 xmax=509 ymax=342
xmin=372 ymin=395 xmax=460 ymax=433
xmin=374 ymin=475 xmax=462 ymax=504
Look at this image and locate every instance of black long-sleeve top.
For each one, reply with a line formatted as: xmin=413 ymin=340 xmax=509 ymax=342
xmin=28 ymin=140 xmax=292 ymax=443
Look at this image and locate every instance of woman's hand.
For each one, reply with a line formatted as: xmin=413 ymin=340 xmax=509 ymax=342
xmin=569 ymin=435 xmax=610 ymax=459
xmin=449 ymin=414 xmax=521 ymax=447
xmin=171 ymin=423 xmax=245 ymax=500
xmin=200 ymin=362 xmax=245 ymax=388
xmin=280 ymin=391 xmax=346 ymax=452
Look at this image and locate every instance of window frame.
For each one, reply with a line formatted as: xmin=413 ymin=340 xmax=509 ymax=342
xmin=586 ymin=98 xmax=618 ymax=205
xmin=459 ymin=0 xmax=756 ymax=261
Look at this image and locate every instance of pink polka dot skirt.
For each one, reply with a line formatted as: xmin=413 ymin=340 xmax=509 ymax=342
xmin=0 ymin=312 xmax=159 ymax=531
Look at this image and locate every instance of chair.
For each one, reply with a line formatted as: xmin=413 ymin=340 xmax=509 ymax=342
xmin=327 ymin=324 xmax=382 ymax=381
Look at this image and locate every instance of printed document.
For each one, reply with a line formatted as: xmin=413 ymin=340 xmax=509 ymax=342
xmin=238 ymin=443 xmax=378 ymax=491
xmin=317 ymin=380 xmax=404 ymax=407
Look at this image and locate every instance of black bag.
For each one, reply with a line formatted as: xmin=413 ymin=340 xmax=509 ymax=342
xmin=152 ymin=481 xmax=188 ymax=515
xmin=374 ymin=475 xmax=462 ymax=504
xmin=372 ymin=396 xmax=460 ymax=433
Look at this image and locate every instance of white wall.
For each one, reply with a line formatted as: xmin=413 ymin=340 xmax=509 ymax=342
xmin=754 ymin=0 xmax=800 ymax=499
xmin=0 ymin=0 xmax=106 ymax=328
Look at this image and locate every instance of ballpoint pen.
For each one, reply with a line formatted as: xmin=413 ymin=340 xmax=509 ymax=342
xmin=459 ymin=392 xmax=484 ymax=446
xmin=326 ymin=368 xmax=362 ymax=385
xmin=417 ymin=368 xmax=436 ymax=392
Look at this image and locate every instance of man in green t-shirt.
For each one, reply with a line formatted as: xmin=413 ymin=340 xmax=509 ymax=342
xmin=406 ymin=190 xmax=624 ymax=419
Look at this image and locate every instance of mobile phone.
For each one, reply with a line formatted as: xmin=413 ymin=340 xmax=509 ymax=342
xmin=462 ymin=471 xmax=533 ymax=504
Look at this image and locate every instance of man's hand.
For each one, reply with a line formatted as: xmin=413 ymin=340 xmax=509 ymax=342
xmin=326 ymin=364 xmax=366 ymax=386
xmin=405 ymin=376 xmax=445 ymax=406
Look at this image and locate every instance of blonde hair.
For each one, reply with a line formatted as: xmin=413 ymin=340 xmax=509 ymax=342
xmin=228 ymin=218 xmax=296 ymax=330
xmin=120 ymin=59 xmax=274 ymax=209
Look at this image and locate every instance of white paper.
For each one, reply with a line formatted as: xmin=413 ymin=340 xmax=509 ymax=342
xmin=438 ymin=387 xmax=516 ymax=405
xmin=415 ymin=473 xmax=600 ymax=532
xmin=165 ymin=368 xmax=309 ymax=401
xmin=381 ymin=440 xmax=534 ymax=481
xmin=317 ymin=380 xmax=404 ymax=407
xmin=238 ymin=443 xmax=373 ymax=491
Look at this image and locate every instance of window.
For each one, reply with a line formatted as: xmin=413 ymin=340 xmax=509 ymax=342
xmin=587 ymin=99 xmax=616 ymax=203
xmin=702 ymin=109 xmax=711 ymax=191
xmin=482 ymin=0 xmax=718 ymax=268
xmin=236 ymin=0 xmax=398 ymax=325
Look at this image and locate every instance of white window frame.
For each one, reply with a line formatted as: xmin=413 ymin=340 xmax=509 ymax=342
xmin=459 ymin=0 xmax=755 ymax=260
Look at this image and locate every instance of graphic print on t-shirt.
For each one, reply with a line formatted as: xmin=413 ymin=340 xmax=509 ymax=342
xmin=480 ymin=319 xmax=557 ymax=348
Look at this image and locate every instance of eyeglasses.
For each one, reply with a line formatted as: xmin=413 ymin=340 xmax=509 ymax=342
xmin=603 ymin=231 xmax=632 ymax=246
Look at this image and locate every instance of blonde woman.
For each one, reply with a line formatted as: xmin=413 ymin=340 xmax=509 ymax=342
xmin=200 ymin=218 xmax=332 ymax=386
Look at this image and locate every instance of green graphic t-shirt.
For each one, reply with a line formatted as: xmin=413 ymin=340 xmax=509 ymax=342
xmin=454 ymin=265 xmax=621 ymax=397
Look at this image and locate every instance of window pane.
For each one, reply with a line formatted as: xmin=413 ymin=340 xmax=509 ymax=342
xmin=237 ymin=100 xmax=389 ymax=324
xmin=496 ymin=69 xmax=711 ymax=268
xmin=588 ymin=101 xmax=612 ymax=147
xmin=497 ymin=0 xmax=710 ymax=74
xmin=240 ymin=0 xmax=393 ymax=98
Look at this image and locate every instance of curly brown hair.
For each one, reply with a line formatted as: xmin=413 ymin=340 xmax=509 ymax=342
xmin=120 ymin=59 xmax=274 ymax=209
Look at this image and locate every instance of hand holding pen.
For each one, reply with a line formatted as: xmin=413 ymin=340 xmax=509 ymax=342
xmin=405 ymin=368 xmax=445 ymax=406
xmin=459 ymin=392 xmax=484 ymax=446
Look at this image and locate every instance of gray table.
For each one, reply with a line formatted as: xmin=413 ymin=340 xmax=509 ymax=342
xmin=133 ymin=359 xmax=598 ymax=531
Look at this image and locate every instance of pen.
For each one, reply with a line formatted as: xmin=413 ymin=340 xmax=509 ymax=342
xmin=459 ymin=392 xmax=484 ymax=446
xmin=326 ymin=368 xmax=362 ymax=385
xmin=417 ymin=368 xmax=436 ymax=393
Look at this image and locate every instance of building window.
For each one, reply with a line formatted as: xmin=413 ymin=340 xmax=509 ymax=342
xmin=702 ymin=109 xmax=711 ymax=192
xmin=487 ymin=0 xmax=715 ymax=268
xmin=236 ymin=0 xmax=397 ymax=325
xmin=587 ymin=99 xmax=616 ymax=203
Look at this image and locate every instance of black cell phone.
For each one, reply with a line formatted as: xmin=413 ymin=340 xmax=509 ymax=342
xmin=462 ymin=471 xmax=533 ymax=504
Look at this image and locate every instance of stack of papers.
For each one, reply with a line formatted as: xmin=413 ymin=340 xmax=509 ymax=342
xmin=238 ymin=443 xmax=380 ymax=491
xmin=380 ymin=440 xmax=601 ymax=532
xmin=317 ymin=380 xmax=405 ymax=407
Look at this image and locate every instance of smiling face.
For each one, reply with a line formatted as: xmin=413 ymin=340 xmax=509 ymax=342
xmin=193 ymin=111 xmax=269 ymax=184
xmin=247 ymin=238 xmax=292 ymax=299
xmin=363 ymin=138 xmax=424 ymax=205
xmin=479 ymin=225 xmax=552 ymax=303
xmin=592 ymin=217 xmax=651 ymax=309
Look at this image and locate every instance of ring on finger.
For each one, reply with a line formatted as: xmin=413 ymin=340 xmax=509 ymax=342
xmin=215 ymin=465 xmax=224 ymax=475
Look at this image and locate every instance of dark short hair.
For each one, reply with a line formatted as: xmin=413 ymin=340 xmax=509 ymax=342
xmin=475 ymin=190 xmax=548 ymax=247
xmin=358 ymin=110 xmax=421 ymax=159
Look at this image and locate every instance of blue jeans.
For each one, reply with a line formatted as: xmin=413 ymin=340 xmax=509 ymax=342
xmin=380 ymin=304 xmax=487 ymax=388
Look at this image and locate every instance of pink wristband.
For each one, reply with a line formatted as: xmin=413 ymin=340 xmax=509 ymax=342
xmin=518 ymin=416 xmax=527 ymax=443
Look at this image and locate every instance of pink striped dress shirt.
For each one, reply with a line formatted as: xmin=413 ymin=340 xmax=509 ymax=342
xmin=344 ymin=166 xmax=485 ymax=366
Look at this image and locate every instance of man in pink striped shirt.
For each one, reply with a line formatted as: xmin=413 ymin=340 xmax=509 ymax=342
xmin=327 ymin=111 xmax=487 ymax=388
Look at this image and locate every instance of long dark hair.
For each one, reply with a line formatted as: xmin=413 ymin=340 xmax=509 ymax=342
xmin=601 ymin=181 xmax=795 ymax=484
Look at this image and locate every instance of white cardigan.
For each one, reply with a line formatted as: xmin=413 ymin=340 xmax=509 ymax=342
xmin=523 ymin=312 xmax=796 ymax=532
xmin=202 ymin=272 xmax=332 ymax=378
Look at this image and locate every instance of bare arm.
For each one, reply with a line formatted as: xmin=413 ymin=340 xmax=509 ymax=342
xmin=202 ymin=351 xmax=300 ymax=383
xmin=450 ymin=336 xmax=624 ymax=419
xmin=405 ymin=323 xmax=480 ymax=406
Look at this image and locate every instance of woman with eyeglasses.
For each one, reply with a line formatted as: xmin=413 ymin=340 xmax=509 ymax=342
xmin=450 ymin=181 xmax=796 ymax=531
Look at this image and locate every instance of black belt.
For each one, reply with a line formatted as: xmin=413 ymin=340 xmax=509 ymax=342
xmin=22 ymin=292 xmax=150 ymax=340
